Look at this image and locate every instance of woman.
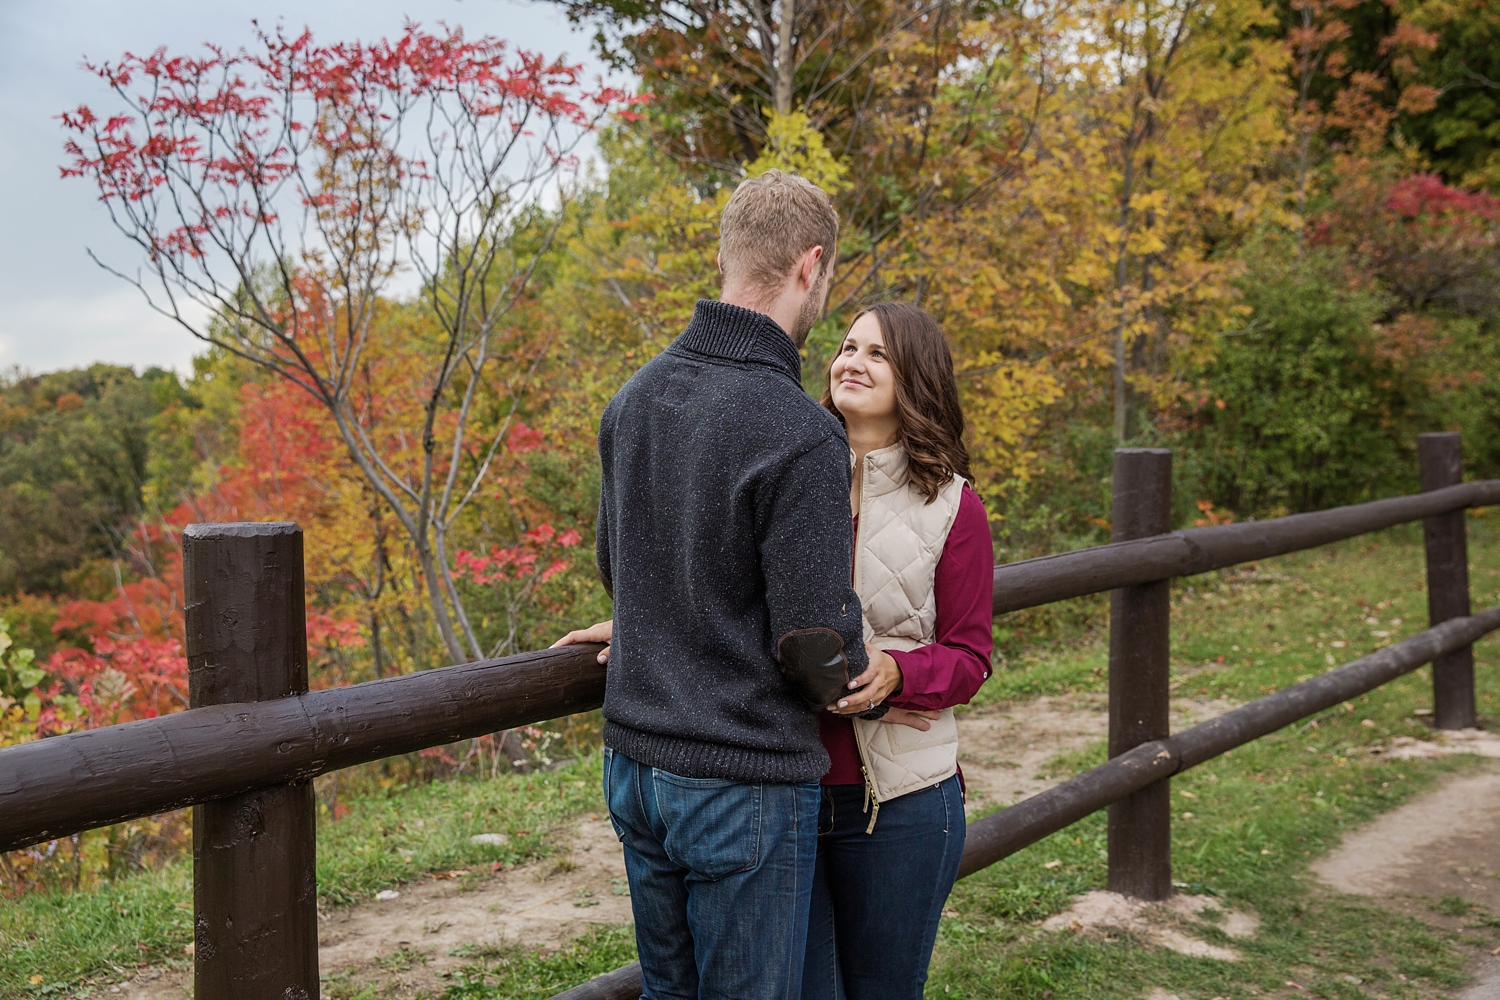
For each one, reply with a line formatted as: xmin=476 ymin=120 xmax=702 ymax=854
xmin=805 ymin=301 xmax=993 ymax=1000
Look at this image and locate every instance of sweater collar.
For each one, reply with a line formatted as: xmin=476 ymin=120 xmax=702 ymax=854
xmin=674 ymin=300 xmax=802 ymax=381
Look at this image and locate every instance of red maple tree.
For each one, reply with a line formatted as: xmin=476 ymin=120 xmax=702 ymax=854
xmin=61 ymin=23 xmax=638 ymax=664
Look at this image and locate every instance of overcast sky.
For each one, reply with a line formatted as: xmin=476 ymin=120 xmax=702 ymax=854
xmin=0 ymin=0 xmax=602 ymax=376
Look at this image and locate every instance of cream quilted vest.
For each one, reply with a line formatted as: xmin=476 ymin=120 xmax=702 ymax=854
xmin=851 ymin=443 xmax=966 ymax=831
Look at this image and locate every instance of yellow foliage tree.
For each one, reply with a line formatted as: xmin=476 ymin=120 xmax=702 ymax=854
xmin=747 ymin=110 xmax=851 ymax=193
xmin=828 ymin=0 xmax=1294 ymax=503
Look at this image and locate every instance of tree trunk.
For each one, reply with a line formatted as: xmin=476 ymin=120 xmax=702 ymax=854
xmin=434 ymin=522 xmax=484 ymax=661
xmin=414 ymin=537 xmax=470 ymax=665
xmin=775 ymin=0 xmax=796 ymax=114
xmin=371 ymin=613 xmax=385 ymax=679
xmin=1113 ymin=150 xmax=1136 ymax=445
xmin=326 ymin=402 xmax=471 ymax=666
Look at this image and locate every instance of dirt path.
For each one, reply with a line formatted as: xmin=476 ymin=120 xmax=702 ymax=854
xmin=1311 ymin=731 xmax=1500 ymax=1000
xmin=317 ymin=815 xmax=633 ymax=998
xmin=956 ymin=693 xmax=1235 ymax=816
xmin=96 ymin=691 xmax=1234 ymax=999
xmin=106 ymin=816 xmax=632 ymax=1000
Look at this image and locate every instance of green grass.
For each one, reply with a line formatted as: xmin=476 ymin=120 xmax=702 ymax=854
xmin=7 ymin=518 xmax=1500 ymax=998
xmin=434 ymin=926 xmax=638 ymax=1000
xmin=927 ymin=517 xmax=1500 ymax=999
xmin=1 ymin=755 xmax=606 ymax=996
xmin=0 ymin=863 xmax=191 ymax=997
xmin=314 ymin=753 xmax=606 ymax=907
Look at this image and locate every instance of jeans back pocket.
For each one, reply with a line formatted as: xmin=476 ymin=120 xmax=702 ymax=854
xmin=651 ymin=771 xmax=762 ymax=881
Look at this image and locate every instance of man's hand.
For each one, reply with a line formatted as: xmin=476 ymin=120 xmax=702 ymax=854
xmin=828 ymin=642 xmax=902 ymax=715
xmin=551 ymin=620 xmax=613 ymax=665
xmin=881 ymin=708 xmax=942 ymax=731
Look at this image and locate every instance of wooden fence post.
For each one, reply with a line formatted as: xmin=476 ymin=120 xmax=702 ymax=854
xmin=1418 ymin=433 xmax=1477 ymax=730
xmin=184 ymin=523 xmax=319 ymax=1000
xmin=1107 ymin=448 xmax=1173 ymax=900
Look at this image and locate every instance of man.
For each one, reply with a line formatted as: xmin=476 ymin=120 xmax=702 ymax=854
xmin=553 ymin=170 xmax=868 ymax=1000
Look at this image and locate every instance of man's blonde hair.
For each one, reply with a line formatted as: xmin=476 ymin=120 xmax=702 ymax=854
xmin=719 ymin=170 xmax=839 ymax=298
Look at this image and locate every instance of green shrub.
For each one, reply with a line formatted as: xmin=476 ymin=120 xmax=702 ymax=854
xmin=1190 ymin=247 xmax=1410 ymax=515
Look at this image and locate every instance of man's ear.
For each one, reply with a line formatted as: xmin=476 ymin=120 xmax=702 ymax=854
xmin=800 ymin=245 xmax=825 ymax=288
xmin=717 ymin=251 xmax=724 ymax=275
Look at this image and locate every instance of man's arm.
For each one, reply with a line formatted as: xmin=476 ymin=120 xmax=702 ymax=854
xmin=758 ymin=436 xmax=869 ymax=677
xmin=551 ymin=439 xmax=614 ymax=664
xmin=595 ymin=416 xmax=614 ymax=598
xmin=595 ymin=485 xmax=613 ymax=599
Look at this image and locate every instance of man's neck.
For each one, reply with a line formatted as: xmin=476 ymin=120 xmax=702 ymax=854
xmin=720 ymin=286 xmax=798 ymax=343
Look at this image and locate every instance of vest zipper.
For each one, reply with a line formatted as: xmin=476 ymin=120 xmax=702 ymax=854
xmin=851 ymin=453 xmax=868 ymax=583
xmin=850 ymin=455 xmax=883 ymax=833
xmin=851 ymin=717 xmax=881 ymax=834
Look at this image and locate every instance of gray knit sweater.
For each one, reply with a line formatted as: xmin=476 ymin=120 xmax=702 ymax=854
xmin=596 ymin=299 xmax=868 ymax=783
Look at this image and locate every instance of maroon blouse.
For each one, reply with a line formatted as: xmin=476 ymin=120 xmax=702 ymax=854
xmin=818 ymin=484 xmax=995 ymax=785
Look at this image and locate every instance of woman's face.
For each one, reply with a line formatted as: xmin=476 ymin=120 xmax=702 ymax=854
xmin=829 ymin=312 xmax=898 ymax=428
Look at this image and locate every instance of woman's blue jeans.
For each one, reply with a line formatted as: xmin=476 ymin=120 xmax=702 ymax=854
xmin=801 ymin=775 xmax=966 ymax=1000
xmin=603 ymin=747 xmax=821 ymax=1000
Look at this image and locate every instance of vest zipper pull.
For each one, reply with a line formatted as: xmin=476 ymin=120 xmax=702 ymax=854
xmin=859 ymin=763 xmax=880 ymax=833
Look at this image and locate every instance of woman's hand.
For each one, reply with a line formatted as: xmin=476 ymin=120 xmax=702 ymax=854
xmin=882 ymin=708 xmax=942 ymax=731
xmin=828 ymin=642 xmax=903 ymax=715
xmin=551 ymin=620 xmax=613 ymax=665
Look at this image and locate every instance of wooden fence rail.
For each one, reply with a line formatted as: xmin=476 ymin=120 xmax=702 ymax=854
xmin=992 ymin=475 xmax=1500 ymax=614
xmin=0 ymin=433 xmax=1493 ymax=999
xmin=0 ymin=640 xmax=608 ymax=854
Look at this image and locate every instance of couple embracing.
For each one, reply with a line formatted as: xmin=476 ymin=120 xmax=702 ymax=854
xmin=554 ymin=170 xmax=994 ymax=1000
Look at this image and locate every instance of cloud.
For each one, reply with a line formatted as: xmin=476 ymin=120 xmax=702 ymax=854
xmin=0 ymin=285 xmax=206 ymax=374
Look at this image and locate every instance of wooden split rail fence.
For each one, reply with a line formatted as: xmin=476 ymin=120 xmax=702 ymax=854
xmin=0 ymin=432 xmax=1495 ymax=999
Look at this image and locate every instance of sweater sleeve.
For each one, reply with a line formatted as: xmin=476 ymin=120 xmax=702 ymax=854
xmin=594 ymin=403 xmax=615 ymax=598
xmin=595 ymin=485 xmax=613 ymax=598
xmin=757 ymin=436 xmax=869 ymax=676
xmin=887 ymin=486 xmax=993 ymax=711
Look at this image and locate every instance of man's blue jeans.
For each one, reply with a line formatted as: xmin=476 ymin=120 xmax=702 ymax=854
xmin=603 ymin=747 xmax=821 ymax=1000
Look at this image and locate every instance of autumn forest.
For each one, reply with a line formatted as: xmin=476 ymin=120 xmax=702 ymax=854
xmin=3 ymin=0 xmax=1499 ymax=900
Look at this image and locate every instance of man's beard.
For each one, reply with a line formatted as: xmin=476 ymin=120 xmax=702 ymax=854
xmin=788 ymin=268 xmax=830 ymax=348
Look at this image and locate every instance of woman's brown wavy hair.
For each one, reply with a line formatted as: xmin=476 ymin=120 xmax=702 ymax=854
xmin=821 ymin=302 xmax=973 ymax=503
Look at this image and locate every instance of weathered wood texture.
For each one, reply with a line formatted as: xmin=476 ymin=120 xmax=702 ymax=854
xmin=992 ymin=478 xmax=1500 ymax=614
xmin=1420 ymin=434 xmax=1477 ymax=729
xmin=1106 ymin=449 xmax=1174 ymax=901
xmin=551 ymin=962 xmax=644 ymax=1000
xmin=184 ymin=523 xmax=319 ymax=1000
xmin=959 ymin=604 xmax=1500 ymax=877
xmin=0 ymin=642 xmax=607 ymax=853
